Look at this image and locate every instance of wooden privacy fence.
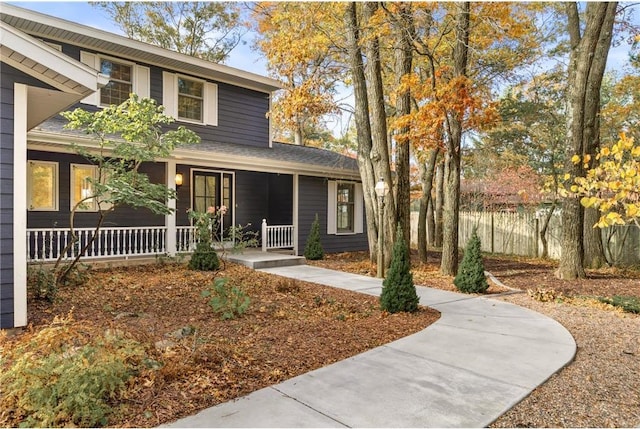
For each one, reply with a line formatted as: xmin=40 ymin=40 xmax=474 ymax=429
xmin=410 ymin=211 xmax=640 ymax=266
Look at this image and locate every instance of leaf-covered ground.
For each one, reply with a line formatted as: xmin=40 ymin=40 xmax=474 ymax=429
xmin=3 ymin=261 xmax=439 ymax=428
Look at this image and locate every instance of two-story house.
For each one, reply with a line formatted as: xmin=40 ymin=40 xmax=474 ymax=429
xmin=0 ymin=4 xmax=367 ymax=330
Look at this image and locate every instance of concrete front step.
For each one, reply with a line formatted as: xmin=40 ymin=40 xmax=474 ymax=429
xmin=224 ymin=251 xmax=306 ymax=269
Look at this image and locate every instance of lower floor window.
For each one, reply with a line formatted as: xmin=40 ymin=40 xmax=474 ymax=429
xmin=27 ymin=160 xmax=58 ymax=211
xmin=71 ymin=164 xmax=98 ymax=211
xmin=327 ymin=180 xmax=363 ymax=235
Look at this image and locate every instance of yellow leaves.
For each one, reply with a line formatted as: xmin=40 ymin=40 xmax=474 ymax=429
xmin=580 ymin=196 xmax=599 ymax=208
xmin=571 ymin=154 xmax=581 ymax=164
xmin=574 ymin=133 xmax=640 ymax=228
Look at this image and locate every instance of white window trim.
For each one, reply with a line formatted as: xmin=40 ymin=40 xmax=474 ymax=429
xmin=27 ymin=160 xmax=59 ymax=211
xmin=327 ymin=180 xmax=363 ymax=235
xmin=163 ymin=71 xmax=218 ymax=126
xmin=80 ymin=51 xmax=150 ymax=105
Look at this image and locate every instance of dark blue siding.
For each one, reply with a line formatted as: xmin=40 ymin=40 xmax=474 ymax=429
xmin=27 ymin=151 xmax=166 ymax=229
xmin=298 ymin=175 xmax=368 ymax=254
xmin=58 ymin=42 xmax=271 ymax=149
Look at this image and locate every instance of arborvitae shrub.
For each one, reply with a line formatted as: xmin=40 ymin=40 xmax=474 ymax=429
xmin=304 ymin=214 xmax=324 ymax=260
xmin=188 ymin=241 xmax=220 ymax=271
xmin=454 ymin=228 xmax=488 ymax=294
xmin=380 ymin=224 xmax=419 ymax=313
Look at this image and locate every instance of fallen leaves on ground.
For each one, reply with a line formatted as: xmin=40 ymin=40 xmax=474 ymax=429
xmin=5 ymin=262 xmax=439 ymax=428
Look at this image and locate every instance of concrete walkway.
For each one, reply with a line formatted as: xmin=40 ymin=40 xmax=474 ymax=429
xmin=165 ymin=265 xmax=576 ymax=428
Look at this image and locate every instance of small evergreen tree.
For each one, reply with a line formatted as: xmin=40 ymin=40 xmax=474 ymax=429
xmin=188 ymin=207 xmax=221 ymax=271
xmin=304 ymin=214 xmax=324 ymax=260
xmin=380 ymin=224 xmax=419 ymax=313
xmin=454 ymin=228 xmax=488 ymax=293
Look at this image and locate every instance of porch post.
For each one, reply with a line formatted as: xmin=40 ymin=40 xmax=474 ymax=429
xmin=293 ymin=173 xmax=299 ymax=256
xmin=262 ymin=219 xmax=267 ymax=252
xmin=166 ymin=160 xmax=177 ymax=256
xmin=13 ymin=84 xmax=28 ymax=327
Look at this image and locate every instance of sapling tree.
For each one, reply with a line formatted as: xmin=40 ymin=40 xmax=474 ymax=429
xmin=304 ymin=214 xmax=324 ymax=260
xmin=454 ymin=227 xmax=488 ymax=294
xmin=54 ymin=95 xmax=200 ymax=284
xmin=572 ymin=133 xmax=640 ymax=229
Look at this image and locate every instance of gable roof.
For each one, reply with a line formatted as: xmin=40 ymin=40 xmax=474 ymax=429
xmin=0 ymin=3 xmax=282 ymax=94
xmin=1 ymin=20 xmax=109 ymax=129
xmin=29 ymin=116 xmax=361 ymax=180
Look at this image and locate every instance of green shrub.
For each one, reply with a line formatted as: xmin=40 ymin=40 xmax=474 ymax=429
xmin=380 ymin=224 xmax=419 ymax=313
xmin=0 ymin=315 xmax=147 ymax=427
xmin=28 ymin=265 xmax=57 ymax=302
xmin=304 ymin=214 xmax=324 ymax=260
xmin=454 ymin=228 xmax=488 ymax=294
xmin=598 ymin=295 xmax=640 ymax=314
xmin=188 ymin=241 xmax=220 ymax=271
xmin=201 ymin=277 xmax=250 ymax=320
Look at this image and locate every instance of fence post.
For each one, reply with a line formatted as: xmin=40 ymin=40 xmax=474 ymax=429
xmin=262 ymin=219 xmax=267 ymax=252
xmin=534 ymin=217 xmax=540 ymax=258
xmin=490 ymin=212 xmax=495 ymax=254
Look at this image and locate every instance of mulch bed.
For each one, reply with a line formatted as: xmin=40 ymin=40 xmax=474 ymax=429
xmin=3 ymin=261 xmax=439 ymax=427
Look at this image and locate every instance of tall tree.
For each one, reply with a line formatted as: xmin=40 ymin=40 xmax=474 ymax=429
xmin=251 ymin=3 xmax=341 ymax=146
xmin=94 ymin=2 xmax=244 ymax=63
xmin=558 ymin=2 xmax=617 ymax=279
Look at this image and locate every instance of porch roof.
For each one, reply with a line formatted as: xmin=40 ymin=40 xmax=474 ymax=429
xmin=29 ymin=116 xmax=361 ymax=180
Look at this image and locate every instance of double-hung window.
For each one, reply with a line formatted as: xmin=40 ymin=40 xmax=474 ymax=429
xmin=27 ymin=161 xmax=58 ymax=211
xmin=80 ymin=52 xmax=150 ymax=105
xmin=70 ymin=164 xmax=98 ymax=212
xmin=100 ymin=58 xmax=132 ymax=106
xmin=178 ymin=77 xmax=204 ymax=122
xmin=327 ymin=181 xmax=363 ymax=235
xmin=163 ymin=72 xmax=218 ymax=126
xmin=337 ymin=183 xmax=355 ymax=233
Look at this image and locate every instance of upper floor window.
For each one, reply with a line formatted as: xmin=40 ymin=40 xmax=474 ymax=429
xmin=100 ymin=59 xmax=132 ymax=106
xmin=27 ymin=161 xmax=58 ymax=211
xmin=80 ymin=51 xmax=150 ymax=106
xmin=163 ymin=71 xmax=218 ymax=126
xmin=178 ymin=77 xmax=204 ymax=122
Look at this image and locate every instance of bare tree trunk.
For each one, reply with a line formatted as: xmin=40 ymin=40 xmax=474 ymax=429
xmin=540 ymin=202 xmax=557 ymax=259
xmin=558 ymin=2 xmax=616 ymax=279
xmin=434 ymin=157 xmax=444 ymax=247
xmin=362 ymin=2 xmax=395 ymax=266
xmin=393 ymin=2 xmax=414 ymax=247
xmin=417 ymin=148 xmax=439 ymax=263
xmin=427 ymin=198 xmax=435 ymax=246
xmin=345 ymin=2 xmax=378 ymax=262
xmin=440 ymin=2 xmax=469 ymax=276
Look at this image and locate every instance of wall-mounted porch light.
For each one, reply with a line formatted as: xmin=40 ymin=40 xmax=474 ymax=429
xmin=175 ymin=173 xmax=183 ymax=187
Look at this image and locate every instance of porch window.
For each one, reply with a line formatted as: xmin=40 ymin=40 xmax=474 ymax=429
xmin=71 ymin=164 xmax=98 ymax=212
xmin=327 ymin=180 xmax=364 ymax=235
xmin=27 ymin=161 xmax=58 ymax=211
xmin=193 ymin=173 xmax=217 ymax=213
xmin=100 ymin=58 xmax=132 ymax=106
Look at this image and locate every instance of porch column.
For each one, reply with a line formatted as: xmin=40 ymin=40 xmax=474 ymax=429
xmin=293 ymin=173 xmax=299 ymax=256
xmin=13 ymin=84 xmax=28 ymax=327
xmin=166 ymin=160 xmax=177 ymax=256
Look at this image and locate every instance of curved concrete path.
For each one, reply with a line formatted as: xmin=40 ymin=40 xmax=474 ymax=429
xmin=165 ymin=265 xmax=576 ymax=428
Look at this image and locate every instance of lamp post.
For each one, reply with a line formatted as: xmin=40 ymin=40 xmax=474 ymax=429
xmin=375 ymin=177 xmax=389 ymax=278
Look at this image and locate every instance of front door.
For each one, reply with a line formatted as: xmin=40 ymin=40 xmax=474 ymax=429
xmin=192 ymin=171 xmax=233 ymax=239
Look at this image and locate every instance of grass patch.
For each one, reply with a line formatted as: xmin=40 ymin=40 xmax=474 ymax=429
xmin=597 ymin=295 xmax=640 ymax=314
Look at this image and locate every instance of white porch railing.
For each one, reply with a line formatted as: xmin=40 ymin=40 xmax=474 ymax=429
xmin=27 ymin=226 xmax=168 ymax=262
xmin=261 ymin=219 xmax=295 ymax=252
xmin=27 ymin=221 xmax=296 ymax=262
